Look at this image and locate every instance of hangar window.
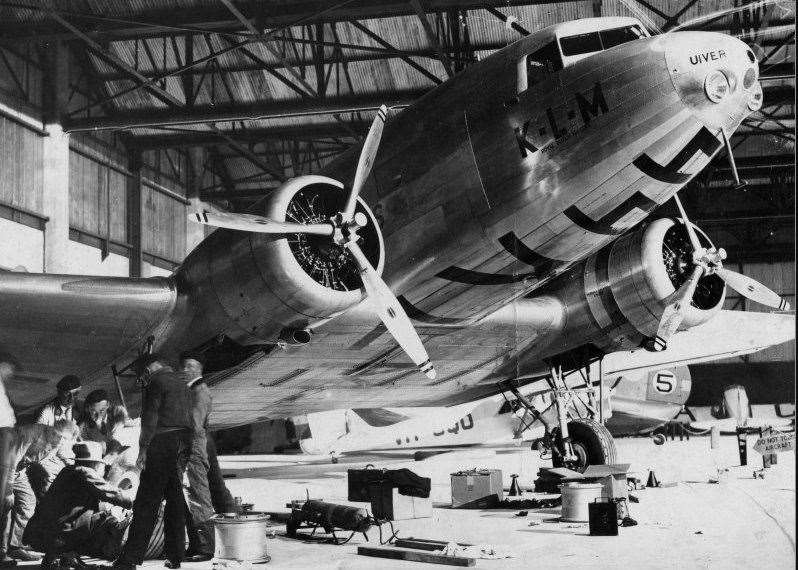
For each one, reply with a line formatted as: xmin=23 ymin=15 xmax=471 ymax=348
xmin=559 ymin=24 xmax=646 ymax=59
xmin=518 ymin=41 xmax=563 ymax=93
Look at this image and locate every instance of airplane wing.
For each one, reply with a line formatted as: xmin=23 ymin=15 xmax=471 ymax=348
xmin=0 ymin=272 xmax=176 ymax=410
xmin=603 ymin=310 xmax=795 ymax=375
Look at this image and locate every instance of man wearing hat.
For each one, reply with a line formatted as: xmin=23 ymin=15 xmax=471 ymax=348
xmin=24 ymin=441 xmax=134 ymax=569
xmin=179 ymin=351 xmax=215 ymax=562
xmin=114 ymin=355 xmax=193 ymax=570
xmin=36 ymin=376 xmax=81 ymax=426
xmin=1 ymin=422 xmax=74 ymax=563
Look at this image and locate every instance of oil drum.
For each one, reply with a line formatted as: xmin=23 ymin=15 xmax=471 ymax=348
xmin=214 ymin=514 xmax=272 ymax=563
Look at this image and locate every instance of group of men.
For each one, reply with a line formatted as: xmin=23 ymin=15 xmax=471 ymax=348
xmin=0 ymin=350 xmax=232 ymax=570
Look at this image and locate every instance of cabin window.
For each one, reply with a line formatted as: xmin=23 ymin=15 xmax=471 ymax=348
xmin=518 ymin=41 xmax=563 ymax=93
xmin=559 ymin=24 xmax=646 ymax=57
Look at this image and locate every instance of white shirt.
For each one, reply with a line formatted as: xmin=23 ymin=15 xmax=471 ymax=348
xmin=0 ymin=375 xmax=15 ymax=427
xmin=36 ymin=400 xmax=74 ymax=425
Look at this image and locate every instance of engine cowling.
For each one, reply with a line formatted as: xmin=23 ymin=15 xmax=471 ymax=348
xmin=177 ymin=175 xmax=385 ymax=344
xmin=549 ymin=218 xmax=726 ymax=353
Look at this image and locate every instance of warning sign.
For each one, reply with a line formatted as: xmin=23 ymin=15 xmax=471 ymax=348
xmin=753 ymin=432 xmax=795 ymax=455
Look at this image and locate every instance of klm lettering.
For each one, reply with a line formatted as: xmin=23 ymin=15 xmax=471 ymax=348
xmin=515 ymin=82 xmax=607 ymax=158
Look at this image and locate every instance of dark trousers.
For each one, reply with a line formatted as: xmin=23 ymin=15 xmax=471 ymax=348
xmin=184 ymin=436 xmax=213 ymax=556
xmin=206 ymin=436 xmax=235 ymax=514
xmin=119 ymin=431 xmax=190 ymax=565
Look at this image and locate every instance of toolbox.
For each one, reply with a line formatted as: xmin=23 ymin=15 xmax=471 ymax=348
xmin=369 ymin=486 xmax=432 ymax=521
xmin=450 ymin=469 xmax=503 ymax=509
xmin=582 ymin=464 xmax=630 ymax=501
xmin=348 ymin=468 xmax=385 ymax=502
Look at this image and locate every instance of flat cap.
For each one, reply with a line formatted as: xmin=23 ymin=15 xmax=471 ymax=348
xmin=56 ymin=375 xmax=82 ymax=391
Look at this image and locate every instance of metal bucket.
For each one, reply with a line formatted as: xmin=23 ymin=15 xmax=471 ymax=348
xmin=559 ymin=482 xmax=603 ymax=522
xmin=213 ymin=514 xmax=271 ymax=563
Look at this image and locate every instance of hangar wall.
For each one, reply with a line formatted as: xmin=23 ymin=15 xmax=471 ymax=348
xmin=0 ymin=104 xmax=208 ymax=278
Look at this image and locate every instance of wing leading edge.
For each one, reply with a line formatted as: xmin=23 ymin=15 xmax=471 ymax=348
xmin=0 ymin=273 xmax=177 ymax=410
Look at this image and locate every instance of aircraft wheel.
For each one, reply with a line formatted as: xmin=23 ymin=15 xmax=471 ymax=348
xmin=652 ymin=433 xmax=666 ymax=446
xmin=560 ymin=418 xmax=618 ymax=472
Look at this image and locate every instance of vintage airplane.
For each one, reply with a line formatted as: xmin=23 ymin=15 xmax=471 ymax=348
xmin=677 ymin=384 xmax=795 ymax=434
xmin=289 ymin=330 xmax=795 ymax=458
xmin=0 ymin=17 xmax=793 ymax=472
xmin=290 ymin=365 xmax=694 ymax=457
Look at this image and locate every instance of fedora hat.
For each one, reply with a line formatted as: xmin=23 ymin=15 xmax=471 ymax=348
xmin=73 ymin=441 xmax=104 ymax=464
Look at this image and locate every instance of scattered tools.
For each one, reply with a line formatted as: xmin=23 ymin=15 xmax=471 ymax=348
xmin=393 ymin=538 xmax=473 ymax=551
xmin=357 ymin=546 xmax=475 ymax=567
xmin=285 ymin=499 xmax=397 ymax=545
xmin=499 ymin=496 xmax=561 ymax=509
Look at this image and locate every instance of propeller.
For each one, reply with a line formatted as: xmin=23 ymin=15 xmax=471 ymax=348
xmin=651 ymin=193 xmax=790 ymax=349
xmin=190 ymin=106 xmax=437 ymax=380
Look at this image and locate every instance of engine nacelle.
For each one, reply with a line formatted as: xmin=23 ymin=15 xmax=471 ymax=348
xmin=549 ymin=218 xmax=725 ymax=353
xmin=177 ymin=176 xmax=384 ymax=344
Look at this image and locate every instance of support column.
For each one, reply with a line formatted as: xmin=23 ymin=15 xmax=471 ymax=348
xmin=127 ymin=150 xmax=143 ymax=277
xmin=41 ymin=40 xmax=71 ymax=274
xmin=41 ymin=124 xmax=71 ymax=274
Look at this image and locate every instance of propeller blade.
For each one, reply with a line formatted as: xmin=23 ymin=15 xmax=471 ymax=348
xmin=656 ymin=266 xmax=704 ymax=343
xmin=191 ymin=209 xmax=334 ymax=236
xmin=716 ymin=267 xmax=791 ymax=310
xmin=344 ymin=240 xmax=436 ymax=380
xmin=342 ymin=105 xmax=388 ymax=221
xmin=672 ymin=194 xmax=703 ymax=254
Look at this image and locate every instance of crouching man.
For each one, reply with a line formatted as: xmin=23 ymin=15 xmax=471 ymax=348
xmin=23 ymin=442 xmax=134 ymax=569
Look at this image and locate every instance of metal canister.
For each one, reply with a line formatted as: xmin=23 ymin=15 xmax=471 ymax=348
xmin=213 ymin=514 xmax=272 ymax=563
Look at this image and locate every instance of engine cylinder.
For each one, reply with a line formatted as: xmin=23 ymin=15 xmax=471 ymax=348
xmin=176 ymin=176 xmax=384 ymax=344
xmin=550 ymin=218 xmax=725 ymax=353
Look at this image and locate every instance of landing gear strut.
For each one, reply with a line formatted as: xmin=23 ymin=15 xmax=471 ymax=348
xmin=500 ymin=359 xmax=617 ymax=473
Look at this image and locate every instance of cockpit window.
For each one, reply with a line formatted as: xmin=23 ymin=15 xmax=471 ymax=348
xmin=560 ymin=25 xmax=645 ymax=56
xmin=601 ymin=25 xmax=646 ymax=49
xmin=519 ymin=41 xmax=563 ymax=92
xmin=560 ymin=32 xmax=602 ymax=56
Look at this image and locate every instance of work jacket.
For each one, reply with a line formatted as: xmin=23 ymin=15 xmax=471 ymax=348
xmin=23 ymin=464 xmax=133 ymax=550
xmin=139 ymin=367 xmax=194 ymax=449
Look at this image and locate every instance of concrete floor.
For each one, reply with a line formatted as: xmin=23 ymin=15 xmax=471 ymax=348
xmin=214 ymin=434 xmax=795 ymax=569
xmin=15 ymin=433 xmax=795 ymax=569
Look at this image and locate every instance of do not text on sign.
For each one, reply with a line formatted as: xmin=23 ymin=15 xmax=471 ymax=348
xmin=753 ymin=432 xmax=795 ymax=455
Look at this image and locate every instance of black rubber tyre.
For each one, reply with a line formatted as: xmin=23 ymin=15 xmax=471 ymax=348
xmin=554 ymin=418 xmax=618 ymax=472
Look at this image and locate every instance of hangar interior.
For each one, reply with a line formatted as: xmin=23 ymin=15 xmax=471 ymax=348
xmin=0 ymin=0 xmax=794 ymax=394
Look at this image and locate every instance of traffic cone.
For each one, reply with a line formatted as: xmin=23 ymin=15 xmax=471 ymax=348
xmin=509 ymin=474 xmax=521 ymax=496
xmin=646 ymin=470 xmax=659 ymax=488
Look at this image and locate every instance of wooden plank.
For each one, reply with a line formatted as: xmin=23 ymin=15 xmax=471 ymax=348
xmin=357 ymin=546 xmax=475 ymax=566
xmin=394 ymin=538 xmax=473 ymax=551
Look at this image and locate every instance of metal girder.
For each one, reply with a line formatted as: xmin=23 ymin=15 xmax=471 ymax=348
xmin=410 ymin=0 xmax=454 ymax=77
xmin=131 ymin=124 xmax=364 ymax=149
xmin=484 ymin=6 xmax=530 ymax=35
xmin=218 ymin=0 xmax=319 ymax=97
xmin=66 ymin=82 xmax=792 ymax=134
xmin=49 ymin=11 xmax=184 ymax=109
xmin=0 ymin=1 xmax=577 ymax=42
xmin=350 ymin=20 xmax=443 ymax=84
xmin=761 ymin=85 xmax=796 ymax=108
xmin=80 ymin=46 xmax=797 ymax=84
xmin=50 ymin=11 xmax=288 ymax=180
xmin=62 ymin=90 xmax=424 ymax=131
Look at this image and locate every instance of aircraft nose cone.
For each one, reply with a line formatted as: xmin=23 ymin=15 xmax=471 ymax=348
xmin=664 ymin=32 xmax=761 ymax=130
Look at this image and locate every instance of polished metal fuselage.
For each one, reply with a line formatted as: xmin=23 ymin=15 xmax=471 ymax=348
xmin=0 ymin=24 xmax=760 ymax=425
